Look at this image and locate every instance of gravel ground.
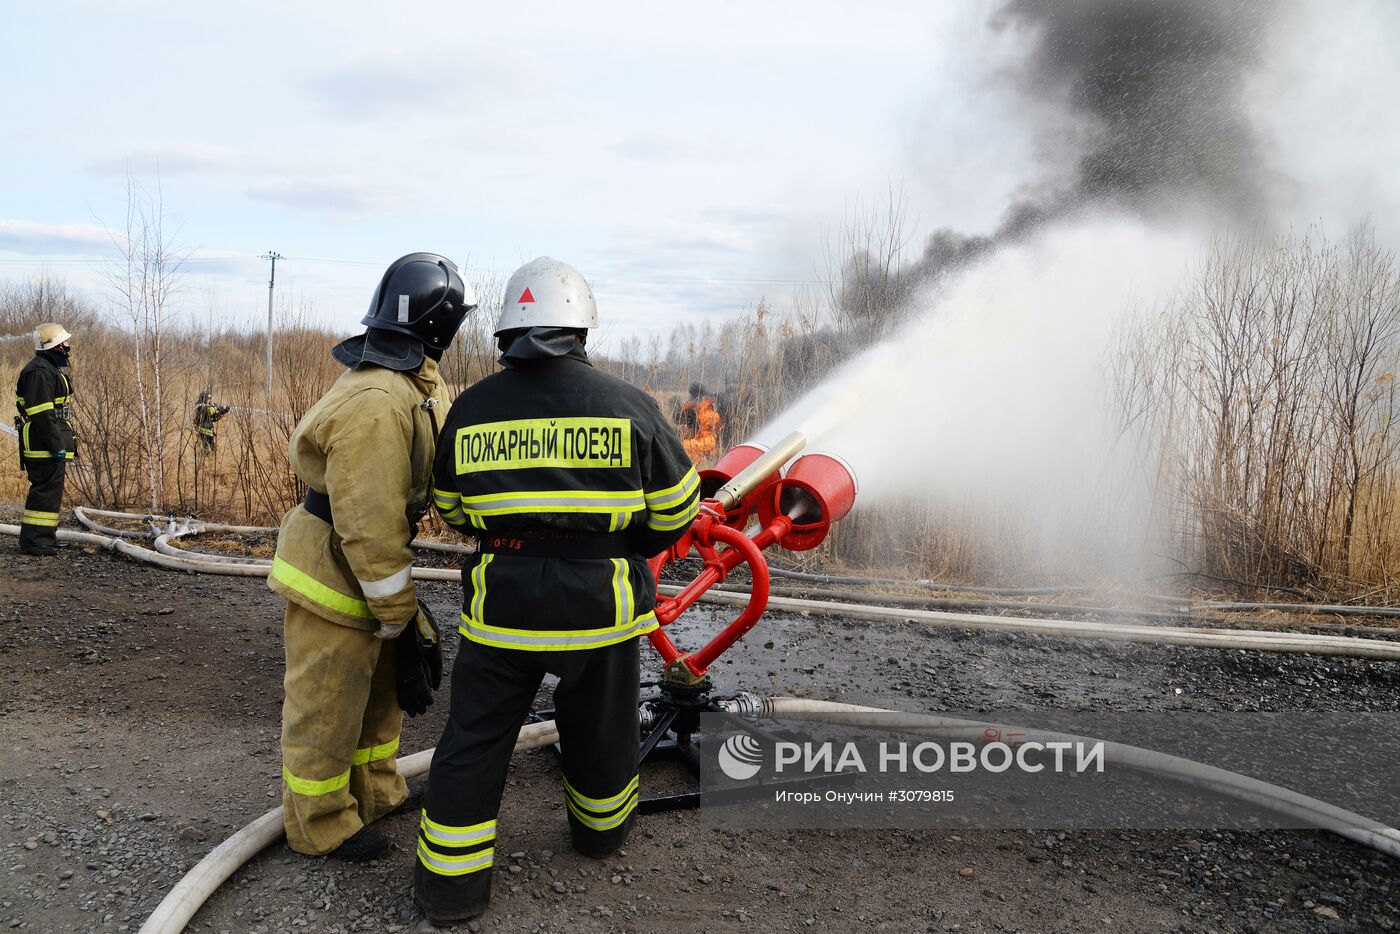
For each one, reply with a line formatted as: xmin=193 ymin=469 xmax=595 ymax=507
xmin=1 ymin=536 xmax=1397 ymax=933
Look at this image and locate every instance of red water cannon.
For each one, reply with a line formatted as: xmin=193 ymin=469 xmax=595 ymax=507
xmin=647 ymin=431 xmax=859 ymax=683
xmin=698 ymin=442 xmax=779 ymax=529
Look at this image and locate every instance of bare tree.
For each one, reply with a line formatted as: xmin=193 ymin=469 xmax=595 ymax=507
xmin=105 ymin=173 xmax=187 ymax=513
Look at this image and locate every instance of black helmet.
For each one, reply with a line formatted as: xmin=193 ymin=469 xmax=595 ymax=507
xmin=361 ymin=253 xmax=477 ymax=352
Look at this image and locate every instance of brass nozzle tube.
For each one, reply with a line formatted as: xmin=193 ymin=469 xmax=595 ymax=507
xmin=712 ymin=430 xmax=808 ymax=512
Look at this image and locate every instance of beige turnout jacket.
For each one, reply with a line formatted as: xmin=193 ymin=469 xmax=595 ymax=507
xmin=268 ymin=358 xmax=446 ymax=631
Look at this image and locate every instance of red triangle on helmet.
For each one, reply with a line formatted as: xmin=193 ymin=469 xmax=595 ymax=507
xmin=518 ymin=288 xmax=535 ymax=303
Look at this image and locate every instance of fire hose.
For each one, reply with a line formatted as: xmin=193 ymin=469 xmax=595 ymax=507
xmin=5 ymin=523 xmax=1400 ymax=660
xmin=66 ymin=507 xmax=1400 ymax=622
xmin=133 ymin=696 xmax=1400 ymax=934
xmin=8 ymin=434 xmax=1400 ymax=930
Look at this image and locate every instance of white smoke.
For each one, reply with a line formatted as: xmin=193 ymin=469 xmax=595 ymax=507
xmin=747 ymin=0 xmax=1400 ymax=580
xmin=755 ymin=216 xmax=1196 ymax=574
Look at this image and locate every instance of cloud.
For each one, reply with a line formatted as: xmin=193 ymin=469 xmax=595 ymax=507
xmin=301 ymin=49 xmax=538 ymax=121
xmin=85 ymin=144 xmax=264 ymax=178
xmin=606 ymin=134 xmax=701 ymax=163
xmin=244 ymin=175 xmax=409 ymax=220
xmin=0 ymin=218 xmax=114 ymax=255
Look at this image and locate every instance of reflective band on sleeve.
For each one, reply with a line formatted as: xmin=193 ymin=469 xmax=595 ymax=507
xmin=566 ymin=794 xmax=639 ymax=831
xmin=417 ymin=842 xmax=494 ymax=876
xmin=565 ymin=775 xmax=639 ymax=813
xmin=351 ymin=736 xmax=400 ymax=766
xmin=644 ymin=469 xmax=699 ymax=509
xmin=357 ymin=563 xmax=412 ymax=600
xmin=460 ymin=489 xmax=645 ymax=517
xmin=270 ymin=556 xmax=375 ymax=619
xmin=458 ymin=611 xmax=657 ymax=652
xmin=647 ymin=497 xmax=700 ymax=532
xmin=420 ymin=814 xmax=497 ymax=847
xmin=283 ymin=764 xmax=350 ymax=797
xmin=24 ymin=401 xmax=54 ymax=415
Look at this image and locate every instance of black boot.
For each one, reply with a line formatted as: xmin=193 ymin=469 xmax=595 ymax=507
xmin=330 ymin=826 xmax=390 ymax=861
xmin=392 ymin=779 xmax=426 ymax=816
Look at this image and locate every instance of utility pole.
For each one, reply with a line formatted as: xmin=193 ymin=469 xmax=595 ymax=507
xmin=260 ymin=251 xmax=283 ymax=401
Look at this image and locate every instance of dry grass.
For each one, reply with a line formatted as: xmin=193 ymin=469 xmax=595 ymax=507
xmin=7 ymin=223 xmax=1400 ymax=598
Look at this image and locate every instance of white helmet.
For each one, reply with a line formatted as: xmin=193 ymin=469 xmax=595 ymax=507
xmin=495 ymin=257 xmax=598 ymax=335
xmin=34 ymin=323 xmax=72 ymax=351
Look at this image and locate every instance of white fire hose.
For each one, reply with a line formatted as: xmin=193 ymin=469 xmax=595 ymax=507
xmin=9 ymin=521 xmax=1400 ymax=660
xmin=136 ymin=722 xmax=562 ymax=934
xmin=132 ymin=698 xmax=1400 ymax=934
xmin=5 ymin=516 xmax=1399 ymax=930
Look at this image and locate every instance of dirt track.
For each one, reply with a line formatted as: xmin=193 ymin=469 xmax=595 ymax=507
xmin=2 ymin=541 xmax=1398 ymax=933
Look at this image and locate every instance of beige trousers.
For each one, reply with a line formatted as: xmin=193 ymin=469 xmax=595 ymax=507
xmin=280 ymin=602 xmax=407 ymax=854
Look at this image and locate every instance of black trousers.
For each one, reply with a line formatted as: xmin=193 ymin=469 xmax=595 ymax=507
xmin=414 ymin=637 xmax=641 ymax=920
xmin=20 ymin=459 xmax=65 ymax=550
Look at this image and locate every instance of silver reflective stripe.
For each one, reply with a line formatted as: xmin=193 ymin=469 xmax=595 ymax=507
xmin=417 ymin=842 xmax=493 ymax=876
xmin=611 ymin=560 xmax=633 ymax=630
xmin=462 ymin=493 xmax=645 ymax=512
xmin=357 ymin=564 xmax=412 ymax=599
xmin=460 ymin=613 xmax=655 ymax=649
xmin=566 ymin=794 xmax=638 ymax=831
xmin=420 ymin=817 xmax=495 ymax=847
xmin=645 ymin=472 xmax=699 ymax=509
xmin=566 ymin=775 xmax=639 ymax=812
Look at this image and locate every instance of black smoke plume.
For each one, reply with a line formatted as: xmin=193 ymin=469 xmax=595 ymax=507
xmin=910 ymin=0 xmax=1277 ymax=283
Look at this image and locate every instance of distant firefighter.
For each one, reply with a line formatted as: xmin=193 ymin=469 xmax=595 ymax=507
xmin=678 ymin=383 xmax=722 ymax=462
xmin=192 ymin=390 xmax=230 ymax=450
xmin=14 ymin=323 xmax=76 ymax=556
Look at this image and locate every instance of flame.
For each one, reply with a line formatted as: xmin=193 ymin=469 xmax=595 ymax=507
xmin=681 ymin=397 xmax=722 ymax=462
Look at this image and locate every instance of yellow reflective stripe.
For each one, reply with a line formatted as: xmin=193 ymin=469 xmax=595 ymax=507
xmin=432 ymin=487 xmax=461 ymax=508
xmin=417 ymin=842 xmax=494 ymax=876
xmin=21 ymin=513 xmax=60 ymax=527
xmin=283 ymin=764 xmax=350 ymax=797
xmin=565 ymin=775 xmax=639 ymax=812
xmin=270 ymin=555 xmax=375 ymax=619
xmin=459 ymin=489 xmax=645 ymax=517
xmin=453 ymin=416 xmax=632 ymax=474
xmin=566 ymin=794 xmax=638 ymax=831
xmin=457 ymin=611 xmax=657 ymax=652
xmin=647 ymin=498 xmax=700 ymax=532
xmin=24 ymin=401 xmax=54 ymax=415
xmin=468 ymin=554 xmax=492 ymax=625
xmin=420 ymin=813 xmax=496 ymax=847
xmin=468 ymin=512 xmax=486 ymax=529
xmin=352 ymin=736 xmax=399 ymax=766
xmin=610 ymin=559 xmax=625 ymax=629
xmin=644 ymin=468 xmax=700 ymax=509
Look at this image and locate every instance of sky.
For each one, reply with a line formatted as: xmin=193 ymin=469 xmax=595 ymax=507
xmin=0 ymin=2 xmax=1018 ymax=347
xmin=2 ymin=1 xmax=1398 ymax=349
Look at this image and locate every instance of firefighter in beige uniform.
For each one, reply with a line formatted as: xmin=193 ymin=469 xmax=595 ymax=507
xmin=269 ymin=253 xmax=476 ymax=859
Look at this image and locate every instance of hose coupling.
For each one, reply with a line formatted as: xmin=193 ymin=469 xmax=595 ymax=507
xmin=716 ymin=692 xmax=770 ymax=720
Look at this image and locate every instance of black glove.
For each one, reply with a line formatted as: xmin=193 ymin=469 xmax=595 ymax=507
xmin=395 ymin=599 xmax=443 ymax=717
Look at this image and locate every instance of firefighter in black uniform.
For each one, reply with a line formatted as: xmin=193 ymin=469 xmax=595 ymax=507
xmin=415 ymin=257 xmax=700 ymax=924
xmin=193 ymin=389 xmax=229 ymax=450
xmin=14 ymin=323 xmax=76 ymax=556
